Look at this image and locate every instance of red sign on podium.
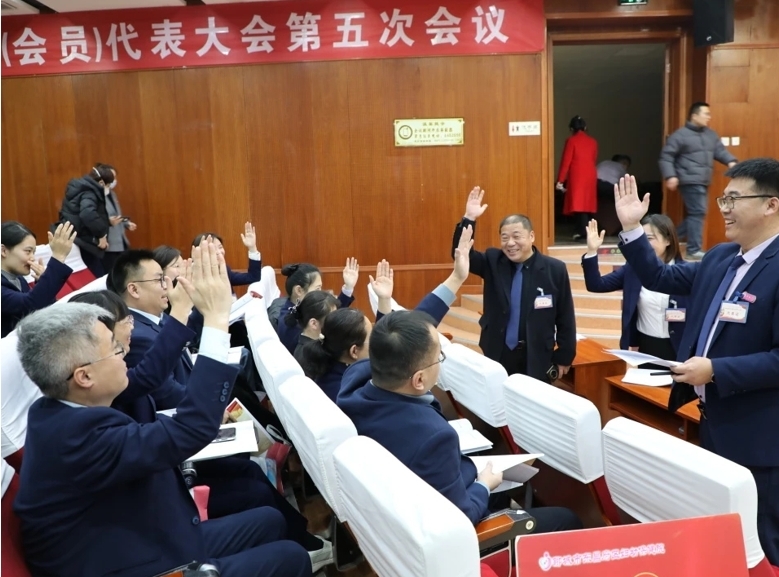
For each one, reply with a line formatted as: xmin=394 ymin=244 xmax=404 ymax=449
xmin=517 ymin=514 xmax=749 ymax=577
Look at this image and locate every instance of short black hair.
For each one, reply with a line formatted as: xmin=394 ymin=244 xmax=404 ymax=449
xmin=688 ymin=101 xmax=709 ymax=119
xmin=1 ymin=221 xmax=36 ymax=249
xmin=499 ymin=214 xmax=533 ymax=232
xmin=107 ymin=249 xmax=158 ymax=294
xmin=69 ymin=290 xmax=130 ymax=330
xmin=369 ymin=310 xmax=438 ymax=391
xmin=295 ymin=308 xmax=368 ymax=380
xmin=724 ymin=158 xmax=779 ymax=198
xmin=192 ymin=232 xmax=224 ymax=246
xmin=612 ymin=154 xmax=632 ymax=165
xmin=281 ymin=263 xmax=321 ymax=297
xmin=285 ymin=290 xmax=339 ymax=329
xmin=569 ymin=115 xmax=587 ymax=133
xmin=153 ymin=245 xmax=182 ymax=271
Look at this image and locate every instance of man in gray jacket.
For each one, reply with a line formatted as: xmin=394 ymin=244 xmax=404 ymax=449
xmin=658 ymin=102 xmax=737 ymax=259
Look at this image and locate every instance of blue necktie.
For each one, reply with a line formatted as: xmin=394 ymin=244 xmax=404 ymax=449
xmin=694 ymin=254 xmax=746 ymax=357
xmin=505 ymin=265 xmax=523 ymax=350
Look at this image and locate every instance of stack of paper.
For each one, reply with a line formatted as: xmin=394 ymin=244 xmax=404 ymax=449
xmin=229 ymin=292 xmax=258 ymax=325
xmin=470 ymin=454 xmax=542 ymax=493
xmin=449 ymin=418 xmax=493 ymax=454
xmin=605 ymin=349 xmax=681 ymax=368
xmin=622 ymin=368 xmax=673 ymax=387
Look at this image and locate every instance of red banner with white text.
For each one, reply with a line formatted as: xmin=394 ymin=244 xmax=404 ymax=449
xmin=0 ymin=0 xmax=545 ymax=77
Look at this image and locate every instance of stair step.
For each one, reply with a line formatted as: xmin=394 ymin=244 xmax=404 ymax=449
xmin=443 ymin=307 xmax=481 ymax=332
xmin=549 ymin=244 xmax=622 ymax=259
xmin=438 ymin=322 xmax=482 ymax=353
xmin=575 ymin=309 xmax=622 ymax=331
xmin=461 ymin=294 xmax=482 ymax=313
xmin=573 ymin=292 xmax=623 ymax=311
xmin=561 ymin=258 xmax=624 ymax=275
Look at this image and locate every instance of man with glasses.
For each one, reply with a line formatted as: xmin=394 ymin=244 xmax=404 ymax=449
xmin=338 ymin=309 xmax=581 ymax=533
xmin=14 ymin=243 xmax=312 ymax=577
xmin=614 ymin=157 xmax=779 ymax=565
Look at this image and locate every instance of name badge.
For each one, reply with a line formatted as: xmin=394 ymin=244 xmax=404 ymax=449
xmin=534 ymin=295 xmax=553 ymax=309
xmin=718 ymin=301 xmax=749 ymax=323
xmin=665 ymin=308 xmax=686 ymax=322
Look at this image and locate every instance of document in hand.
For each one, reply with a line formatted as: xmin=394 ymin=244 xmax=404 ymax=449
xmin=621 ymin=368 xmax=674 ymax=387
xmin=605 ymin=349 xmax=681 ymax=368
xmin=449 ymin=418 xmax=493 ymax=454
xmin=229 ymin=291 xmax=258 ymax=325
xmin=470 ymin=454 xmax=542 ymax=492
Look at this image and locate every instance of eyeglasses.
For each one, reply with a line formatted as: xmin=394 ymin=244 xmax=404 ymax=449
xmin=716 ymin=195 xmax=776 ymax=210
xmin=408 ymin=350 xmax=446 ymax=378
xmin=67 ymin=342 xmax=126 ymax=381
xmin=130 ymin=276 xmax=166 ymax=288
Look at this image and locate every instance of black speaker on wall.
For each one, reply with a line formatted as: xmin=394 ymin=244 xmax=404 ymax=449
xmin=693 ymin=0 xmax=735 ymax=47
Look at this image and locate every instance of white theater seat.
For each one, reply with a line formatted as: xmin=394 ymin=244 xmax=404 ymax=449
xmin=244 ymin=298 xmax=277 ymax=349
xmin=503 ymin=374 xmax=619 ymax=524
xmin=248 ymin=266 xmax=281 ymax=310
xmin=252 ymin=339 xmax=303 ymax=418
xmin=23 ymin=244 xmax=90 ymax=284
xmin=277 ymin=376 xmax=357 ymax=519
xmin=438 ymin=344 xmax=508 ymax=428
xmin=603 ymin=417 xmax=766 ymax=570
xmin=1 ymin=332 xmax=42 ymax=459
xmin=57 ymin=274 xmax=108 ymax=303
xmin=334 ymin=436 xmax=481 ymax=577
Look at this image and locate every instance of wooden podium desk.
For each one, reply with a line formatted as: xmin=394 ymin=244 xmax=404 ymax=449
xmin=607 ymin=375 xmax=700 ymax=444
xmin=558 ymin=339 xmax=626 ymax=424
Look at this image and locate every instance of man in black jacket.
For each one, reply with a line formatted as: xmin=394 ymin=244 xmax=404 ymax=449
xmin=451 ymin=187 xmax=576 ymax=382
xmin=659 ymin=102 xmax=737 ymax=260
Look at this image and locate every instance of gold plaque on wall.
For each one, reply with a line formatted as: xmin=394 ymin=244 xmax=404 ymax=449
xmin=394 ymin=118 xmax=464 ymax=147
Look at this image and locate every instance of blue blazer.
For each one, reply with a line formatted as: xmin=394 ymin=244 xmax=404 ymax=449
xmin=620 ymin=233 xmax=779 ymax=467
xmin=14 ymin=356 xmax=239 ymax=577
xmin=125 ymin=311 xmax=195 ymax=411
xmin=113 ymin=315 xmax=198 ymax=422
xmin=317 ymin=290 xmax=452 ymax=402
xmin=1 ymin=259 xmax=72 ymax=337
xmin=277 ymin=292 xmax=355 ymax=354
xmin=338 ymin=359 xmax=489 ymax=524
xmin=227 ymin=258 xmax=261 ymax=288
xmin=581 ymin=255 xmax=688 ymax=353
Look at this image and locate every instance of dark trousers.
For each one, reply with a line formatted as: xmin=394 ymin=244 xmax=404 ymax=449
xmin=80 ymin=249 xmax=105 ymax=277
xmin=677 ymin=184 xmax=708 ymax=254
xmin=102 ymin=251 xmax=123 ymax=276
xmin=751 ymin=466 xmax=779 ymax=566
xmin=202 ymin=507 xmax=312 ymax=577
xmin=196 ymin=455 xmax=309 ymax=547
xmin=499 ymin=344 xmax=528 ymax=378
xmin=636 ymin=331 xmax=676 ymax=362
xmin=527 ymin=507 xmax=583 ymax=533
xmin=576 ymin=213 xmax=595 ymax=238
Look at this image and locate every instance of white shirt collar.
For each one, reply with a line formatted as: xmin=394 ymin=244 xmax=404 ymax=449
xmin=738 ymin=232 xmax=779 ymax=265
xmin=58 ymin=399 xmax=86 ymax=408
xmin=129 ymin=307 xmax=162 ymax=325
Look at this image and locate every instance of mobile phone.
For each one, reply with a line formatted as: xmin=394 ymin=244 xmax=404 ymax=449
xmin=211 ymin=428 xmax=236 ymax=444
xmin=121 ymin=216 xmax=131 ymax=222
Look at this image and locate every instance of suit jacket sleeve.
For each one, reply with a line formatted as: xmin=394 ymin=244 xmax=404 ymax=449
xmin=557 ymin=137 xmax=574 ymax=183
xmin=658 ymin=131 xmax=682 ymax=180
xmin=620 ymin=233 xmax=698 ymax=295
xmin=338 ymin=291 xmax=355 ymax=308
xmin=409 ymin=428 xmax=490 ymax=525
xmin=1 ymin=259 xmax=72 ymax=318
xmin=551 ymin=263 xmax=577 ymax=366
xmin=452 ymin=218 xmax=486 ymax=279
xmin=227 ymin=258 xmax=262 ymax=287
xmin=581 ymin=256 xmax=626 ymax=293
xmin=78 ymin=194 xmax=109 ymax=238
xmin=112 ymin=316 xmax=195 ymax=406
xmin=61 ymin=356 xmax=239 ymax=492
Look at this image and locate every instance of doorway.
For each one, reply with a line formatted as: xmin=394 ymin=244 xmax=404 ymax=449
xmin=551 ymin=43 xmax=667 ymax=245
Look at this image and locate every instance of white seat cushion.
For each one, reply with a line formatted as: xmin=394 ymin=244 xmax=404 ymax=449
xmin=334 ymin=436 xmax=481 ymax=577
xmin=245 ymin=299 xmax=278 ymax=350
xmin=253 ymin=339 xmax=303 ymax=416
xmin=57 ymin=275 xmax=108 ymax=303
xmin=248 ymin=266 xmax=281 ymax=310
xmin=1 ymin=459 xmax=15 ymax=498
xmin=602 ymin=417 xmax=763 ymax=568
xmin=277 ymin=376 xmax=357 ymax=518
xmin=503 ymin=374 xmax=603 ymax=483
xmin=24 ymin=244 xmax=89 ymax=284
xmin=439 ymin=344 xmax=508 ymax=427
xmin=1 ymin=332 xmax=42 ymax=458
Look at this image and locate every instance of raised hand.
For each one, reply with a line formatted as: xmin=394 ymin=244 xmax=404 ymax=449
xmin=178 ymin=240 xmax=232 ymax=331
xmin=585 ymin=219 xmax=605 ymax=255
xmin=614 ymin=175 xmax=649 ymax=232
xmin=453 ymin=225 xmax=474 ymax=282
xmin=167 ymin=259 xmax=194 ymax=323
xmin=240 ymin=221 xmax=257 ymax=252
xmin=369 ymin=260 xmax=394 ymax=300
xmin=48 ymin=222 xmax=76 ymax=262
xmin=464 ymin=186 xmax=488 ymax=220
xmin=343 ymin=257 xmax=359 ymax=290
xmin=29 ymin=258 xmax=46 ymax=281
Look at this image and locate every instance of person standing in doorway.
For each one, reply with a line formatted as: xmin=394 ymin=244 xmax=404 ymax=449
xmin=556 ymin=116 xmax=598 ymax=241
xmin=659 ymin=102 xmax=737 ymax=260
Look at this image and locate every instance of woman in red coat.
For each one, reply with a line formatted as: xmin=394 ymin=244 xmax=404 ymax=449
xmin=556 ymin=116 xmax=598 ymax=240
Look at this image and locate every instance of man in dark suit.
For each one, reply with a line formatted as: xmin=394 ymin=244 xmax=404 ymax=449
xmin=13 ymin=242 xmax=312 ymax=577
xmin=613 ymin=158 xmax=779 ymax=566
xmin=451 ymin=187 xmax=577 ymax=382
xmin=337 ymin=310 xmax=581 ymax=532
